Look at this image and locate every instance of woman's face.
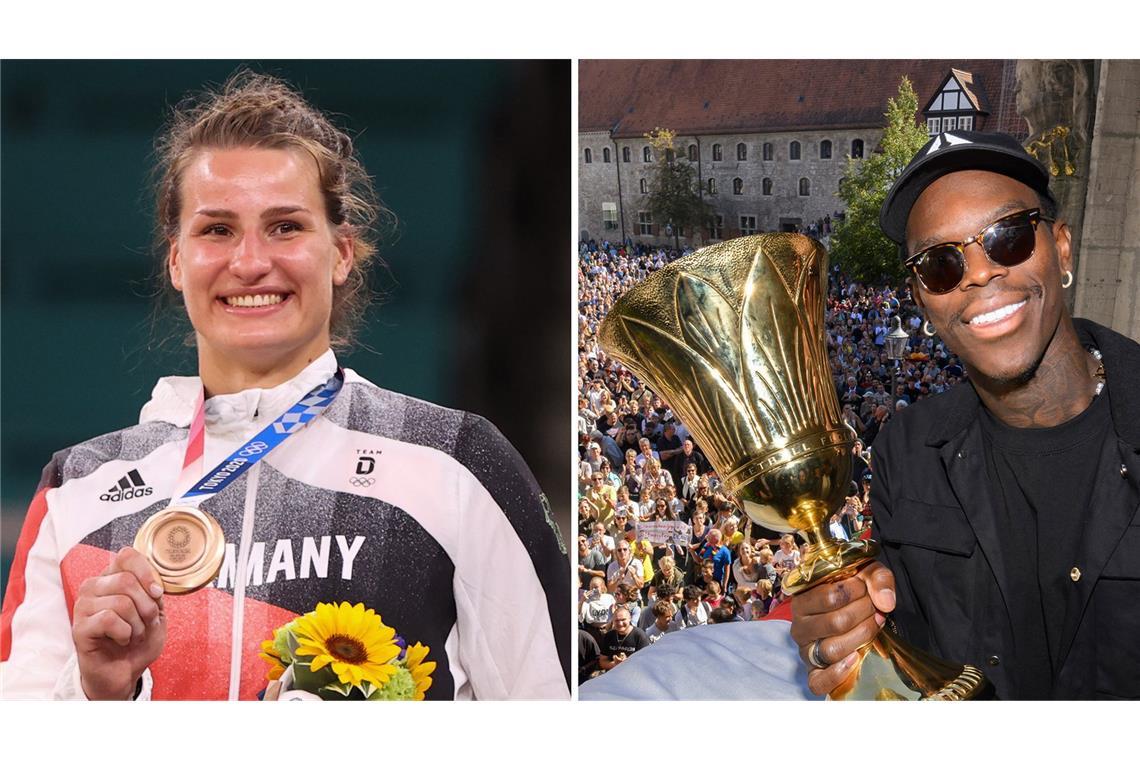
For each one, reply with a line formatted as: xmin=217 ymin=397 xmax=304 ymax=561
xmin=169 ymin=147 xmax=353 ymax=379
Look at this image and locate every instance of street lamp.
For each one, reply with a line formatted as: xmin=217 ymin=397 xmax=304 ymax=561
xmin=884 ymin=316 xmax=910 ymax=411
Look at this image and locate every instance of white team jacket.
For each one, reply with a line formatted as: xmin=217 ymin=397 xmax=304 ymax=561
xmin=1 ymin=352 xmax=569 ymax=700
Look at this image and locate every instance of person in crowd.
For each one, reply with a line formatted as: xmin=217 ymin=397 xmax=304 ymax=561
xmin=578 ymin=534 xmax=608 ymax=592
xmin=635 ymin=437 xmax=659 ymax=469
xmin=578 ymin=630 xmax=602 ymax=685
xmin=588 ymin=521 xmax=615 ymax=561
xmin=674 ymin=585 xmax=712 ymax=629
xmin=579 ymin=576 xmax=616 ymax=649
xmin=578 ymin=498 xmax=598 ymax=536
xmin=584 ymin=470 xmax=617 ymax=529
xmin=679 ymin=462 xmax=702 ymax=509
xmin=598 ymin=607 xmax=650 ymax=671
xmin=699 ymin=528 xmax=733 ymax=587
xmin=649 ymin=556 xmax=685 ymax=602
xmin=613 ymin=583 xmax=642 ymax=632
xmin=773 ymin=534 xmax=801 ymax=576
xmin=607 ymin=540 xmax=645 ymax=592
xmin=613 ymin=485 xmax=638 ymax=523
xmin=631 ymin=539 xmax=656 ymax=591
xmin=644 ymin=600 xmax=677 ymax=643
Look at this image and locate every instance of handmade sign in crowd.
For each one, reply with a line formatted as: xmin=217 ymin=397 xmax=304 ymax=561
xmin=635 ymin=520 xmax=691 ymax=546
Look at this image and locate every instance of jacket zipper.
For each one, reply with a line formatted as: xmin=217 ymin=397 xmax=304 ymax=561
xmin=228 ymin=461 xmax=262 ymax=700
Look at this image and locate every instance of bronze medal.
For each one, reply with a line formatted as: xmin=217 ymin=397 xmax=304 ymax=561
xmin=134 ymin=505 xmax=225 ymax=594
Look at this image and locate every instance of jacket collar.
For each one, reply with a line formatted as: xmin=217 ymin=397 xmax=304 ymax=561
xmin=139 ymin=349 xmax=339 ymax=430
xmin=925 ymin=318 xmax=1140 ymax=448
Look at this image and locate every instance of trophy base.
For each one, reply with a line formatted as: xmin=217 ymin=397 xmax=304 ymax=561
xmin=830 ymin=626 xmax=994 ymax=701
xmin=780 ymin=539 xmax=994 ymax=701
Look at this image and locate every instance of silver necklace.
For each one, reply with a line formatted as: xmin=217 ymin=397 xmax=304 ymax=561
xmin=1088 ymin=347 xmax=1105 ymax=397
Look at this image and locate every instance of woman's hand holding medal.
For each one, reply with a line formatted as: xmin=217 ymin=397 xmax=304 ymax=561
xmin=72 ymin=547 xmax=166 ymax=700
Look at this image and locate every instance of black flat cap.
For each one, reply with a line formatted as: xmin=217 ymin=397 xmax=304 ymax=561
xmin=880 ymin=130 xmax=1055 ymax=253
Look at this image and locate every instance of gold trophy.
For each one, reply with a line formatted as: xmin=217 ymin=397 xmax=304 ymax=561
xmin=599 ymin=234 xmax=989 ymax=700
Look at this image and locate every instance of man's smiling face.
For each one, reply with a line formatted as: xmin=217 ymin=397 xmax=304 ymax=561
xmin=906 ymin=170 xmax=1072 ymax=386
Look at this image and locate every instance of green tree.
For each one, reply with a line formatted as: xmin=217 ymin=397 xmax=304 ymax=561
xmin=830 ymin=77 xmax=930 ymax=284
xmin=643 ymin=127 xmax=713 ymax=251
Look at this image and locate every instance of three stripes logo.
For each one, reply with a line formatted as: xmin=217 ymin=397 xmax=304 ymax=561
xmin=100 ymin=469 xmax=154 ymax=502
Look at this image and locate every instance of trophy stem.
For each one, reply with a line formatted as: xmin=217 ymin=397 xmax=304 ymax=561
xmin=782 ymin=538 xmax=879 ymax=593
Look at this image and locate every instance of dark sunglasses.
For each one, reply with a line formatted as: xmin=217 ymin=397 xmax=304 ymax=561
xmin=904 ymin=208 xmax=1053 ymax=295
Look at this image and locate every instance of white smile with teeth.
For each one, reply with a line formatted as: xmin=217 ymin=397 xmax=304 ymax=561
xmin=969 ymin=299 xmax=1026 ymax=326
xmin=225 ymin=294 xmax=284 ymax=308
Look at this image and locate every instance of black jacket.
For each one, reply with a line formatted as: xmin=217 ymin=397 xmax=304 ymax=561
xmin=870 ymin=318 xmax=1140 ymax=699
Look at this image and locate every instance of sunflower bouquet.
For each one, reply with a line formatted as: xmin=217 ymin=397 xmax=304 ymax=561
xmin=261 ymin=601 xmax=436 ymax=700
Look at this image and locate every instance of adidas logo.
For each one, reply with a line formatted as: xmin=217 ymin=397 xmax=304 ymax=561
xmin=100 ymin=469 xmax=154 ymax=502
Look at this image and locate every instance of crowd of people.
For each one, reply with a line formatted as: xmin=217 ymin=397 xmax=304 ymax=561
xmin=576 ymin=237 xmax=965 ymax=684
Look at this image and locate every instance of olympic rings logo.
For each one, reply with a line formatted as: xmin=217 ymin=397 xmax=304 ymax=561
xmin=238 ymin=441 xmax=270 ymax=457
xmin=349 ymin=477 xmax=375 ymax=488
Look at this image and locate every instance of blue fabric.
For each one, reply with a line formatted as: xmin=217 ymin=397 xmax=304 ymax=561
xmin=579 ymin=620 xmax=821 ymax=700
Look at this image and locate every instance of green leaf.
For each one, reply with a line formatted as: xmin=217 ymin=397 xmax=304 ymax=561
xmin=830 ymin=76 xmax=929 ymax=286
xmin=290 ymin=659 xmax=338 ymax=694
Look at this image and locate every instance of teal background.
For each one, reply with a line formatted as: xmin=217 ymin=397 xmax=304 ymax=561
xmin=1 ymin=60 xmax=571 ymax=588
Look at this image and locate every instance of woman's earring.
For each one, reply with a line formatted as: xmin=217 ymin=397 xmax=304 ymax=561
xmin=922 ymin=320 xmax=937 ymax=337
xmin=1061 ymin=270 xmax=1074 ymax=289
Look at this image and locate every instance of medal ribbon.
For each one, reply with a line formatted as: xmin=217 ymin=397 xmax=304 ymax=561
xmin=172 ymin=369 xmax=344 ymax=506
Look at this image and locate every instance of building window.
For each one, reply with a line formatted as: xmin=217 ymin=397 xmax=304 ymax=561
xmin=958 ymin=115 xmax=973 ymax=131
xmin=789 ymin=141 xmax=801 ymax=161
xmin=740 ymin=215 xmax=757 ymax=235
xmin=638 ymin=211 xmax=652 ymax=236
xmin=602 ymin=202 xmax=618 ymax=230
xmin=737 ymin=143 xmax=747 ymax=161
xmin=762 ymin=178 xmax=773 ymax=196
xmin=927 ymin=117 xmax=941 ymax=135
xmin=712 ymin=143 xmax=723 ymax=161
xmin=799 ymin=178 xmax=810 ymax=196
xmin=733 ymin=177 xmax=744 ymax=195
xmin=708 ymin=178 xmax=717 ymax=195
xmin=603 ymin=147 xmax=611 ymax=163
xmin=942 ymin=117 xmax=957 ymax=131
xmin=688 ymin=144 xmax=698 ymax=161
xmin=643 ymin=146 xmax=653 ymax=162
xmin=851 ymin=139 xmax=864 ymax=159
xmin=708 ymin=214 xmax=724 ymax=240
xmin=622 ymin=146 xmax=631 ymax=162
xmin=763 ymin=142 xmax=773 ymax=161
xmin=639 ymin=178 xmax=648 ymax=194
xmin=820 ymin=140 xmax=832 ymax=159
xmin=584 ymin=148 xmax=592 ymax=164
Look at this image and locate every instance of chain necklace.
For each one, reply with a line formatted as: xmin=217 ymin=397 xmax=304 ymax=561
xmin=1088 ymin=347 xmax=1105 ymax=397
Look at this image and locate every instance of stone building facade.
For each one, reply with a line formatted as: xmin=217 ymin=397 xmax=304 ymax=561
xmin=581 ymin=127 xmax=878 ymax=242
xmin=579 ymin=60 xmax=1024 ymax=247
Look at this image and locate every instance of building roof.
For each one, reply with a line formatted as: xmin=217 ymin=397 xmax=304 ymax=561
xmin=579 ymin=60 xmax=1027 ymax=138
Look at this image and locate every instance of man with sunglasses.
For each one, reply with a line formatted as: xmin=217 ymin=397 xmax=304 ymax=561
xmin=791 ymin=130 xmax=1140 ymax=700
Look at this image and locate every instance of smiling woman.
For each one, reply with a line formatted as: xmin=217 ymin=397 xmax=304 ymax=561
xmin=0 ymin=70 xmax=569 ymax=701
xmin=169 ymin=147 xmax=355 ymax=394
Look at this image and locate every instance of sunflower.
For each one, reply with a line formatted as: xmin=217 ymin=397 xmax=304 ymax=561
xmin=259 ymin=639 xmax=286 ymax=681
xmin=292 ymin=602 xmax=401 ymax=688
xmin=404 ymin=642 xmax=437 ymax=700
